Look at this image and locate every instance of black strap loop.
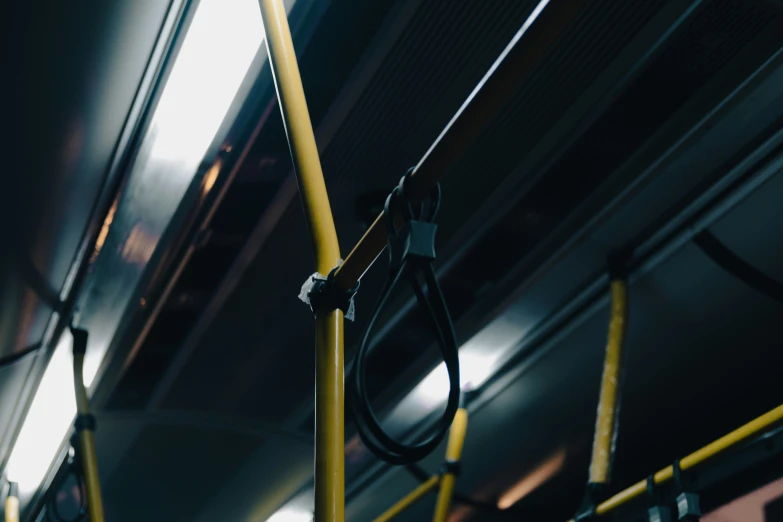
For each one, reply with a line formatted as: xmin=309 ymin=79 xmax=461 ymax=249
xmin=349 ymin=170 xmax=460 ymax=465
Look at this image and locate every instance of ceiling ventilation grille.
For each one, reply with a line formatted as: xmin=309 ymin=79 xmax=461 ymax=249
xmin=320 ymin=0 xmax=540 ymax=193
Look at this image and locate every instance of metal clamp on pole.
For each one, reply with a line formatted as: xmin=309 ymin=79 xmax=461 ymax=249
xmin=432 ymin=405 xmax=469 ymax=522
xmin=349 ymin=170 xmax=461 ymax=465
xmin=646 ymin=474 xmax=673 ymax=522
xmin=304 ymin=267 xmax=359 ymax=319
xmin=70 ymin=327 xmax=105 ymax=522
xmin=576 ymin=254 xmax=629 ymax=521
xmin=673 ymin=460 xmax=701 ymax=522
xmin=5 ymin=482 xmax=19 ymax=522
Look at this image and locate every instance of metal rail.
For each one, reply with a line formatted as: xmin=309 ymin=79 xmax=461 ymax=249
xmin=566 ymin=403 xmax=783 ymax=521
xmin=332 ymin=0 xmax=587 ymax=290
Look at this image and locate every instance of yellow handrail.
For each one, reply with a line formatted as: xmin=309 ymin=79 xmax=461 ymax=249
xmin=589 ymin=279 xmax=628 ymax=484
xmin=4 ymin=482 xmax=19 ymax=522
xmin=566 ymin=402 xmax=783 ymax=521
xmin=258 ymin=1 xmax=344 ymax=520
xmin=432 ymin=408 xmax=469 ymax=522
xmin=72 ymin=330 xmax=105 ymax=522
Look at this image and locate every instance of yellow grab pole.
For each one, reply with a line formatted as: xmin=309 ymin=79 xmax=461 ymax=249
xmin=565 ymin=402 xmax=783 ymax=521
xmin=259 ymin=0 xmax=340 ymax=274
xmin=259 ymin=1 xmax=344 ymax=520
xmin=589 ymin=278 xmax=628 ymax=484
xmin=4 ymin=482 xmax=19 ymax=522
xmin=71 ymin=329 xmax=105 ymax=522
xmin=373 ymin=476 xmax=440 ymax=522
xmin=432 ymin=407 xmax=469 ymax=522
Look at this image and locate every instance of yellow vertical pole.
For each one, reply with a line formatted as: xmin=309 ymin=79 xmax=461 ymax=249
xmin=588 ymin=278 xmax=628 ymax=485
xmin=258 ymin=1 xmax=344 ymax=520
xmin=71 ymin=329 xmax=105 ymax=522
xmin=4 ymin=482 xmax=19 ymax=522
xmin=432 ymin=407 xmax=469 ymax=522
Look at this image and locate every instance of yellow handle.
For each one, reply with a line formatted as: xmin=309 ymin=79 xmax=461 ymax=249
xmin=432 ymin=408 xmax=469 ymax=522
xmin=73 ymin=345 xmax=105 ymax=522
xmin=589 ymin=279 xmax=628 ymax=484
xmin=5 ymin=493 xmax=19 ymax=522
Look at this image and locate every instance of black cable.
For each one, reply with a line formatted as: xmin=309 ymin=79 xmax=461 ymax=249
xmin=0 ymin=342 xmax=42 ymax=368
xmin=349 ymin=171 xmax=461 ymax=465
xmin=693 ymin=230 xmax=783 ymax=305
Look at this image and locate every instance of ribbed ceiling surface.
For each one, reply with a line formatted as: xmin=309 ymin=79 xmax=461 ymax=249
xmin=40 ymin=0 xmax=783 ymax=520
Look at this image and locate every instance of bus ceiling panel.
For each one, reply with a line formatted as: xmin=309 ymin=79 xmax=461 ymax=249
xmin=344 ymin=237 xmax=783 ymax=522
xmin=0 ymin=0 xmax=172 ymax=360
xmin=708 ymin=169 xmax=783 ymax=282
xmin=479 ymin=27 xmax=783 ymax=376
xmin=340 ymin=0 xmax=783 ymax=444
xmin=340 ymin=3 xmax=783 ymax=511
xmin=366 ymin=2 xmax=783 ymax=436
xmin=98 ymin=422 xmax=265 ymax=522
xmin=180 ymin=437 xmax=314 ymax=522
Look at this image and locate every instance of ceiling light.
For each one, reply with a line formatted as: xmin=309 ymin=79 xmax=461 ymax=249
xmin=5 ymin=336 xmax=77 ymax=495
xmin=147 ymin=0 xmax=263 ymax=165
xmin=266 ymin=508 xmax=313 ymax=522
xmin=3 ymin=0 xmax=263 ymax=499
xmin=415 ymin=350 xmax=499 ymax=409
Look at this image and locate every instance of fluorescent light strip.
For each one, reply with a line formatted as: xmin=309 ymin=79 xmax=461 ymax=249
xmin=5 ymin=336 xmax=77 ymax=494
xmin=266 ymin=509 xmax=314 ymax=522
xmin=4 ymin=0 xmax=263 ymax=497
xmin=415 ymin=349 xmax=500 ymax=409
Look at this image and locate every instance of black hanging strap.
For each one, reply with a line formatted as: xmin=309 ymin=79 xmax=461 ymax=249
xmin=349 ymin=169 xmax=460 ymax=465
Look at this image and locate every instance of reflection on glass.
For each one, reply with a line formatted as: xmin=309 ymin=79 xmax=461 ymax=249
xmin=5 ymin=337 xmax=77 ymax=494
xmin=497 ymin=448 xmax=566 ymax=509
xmin=4 ymin=0 xmax=263 ymax=499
